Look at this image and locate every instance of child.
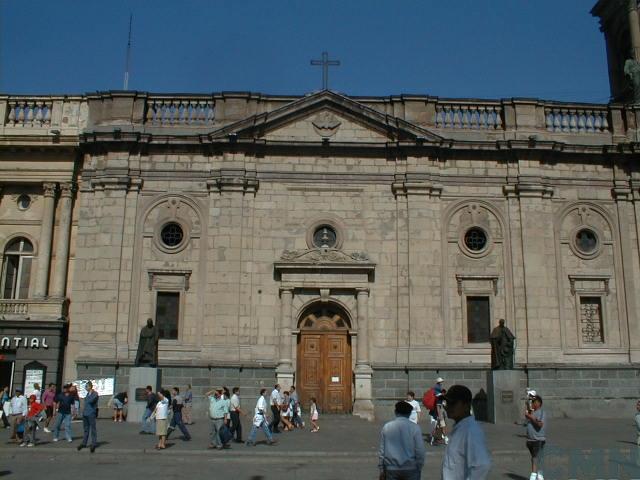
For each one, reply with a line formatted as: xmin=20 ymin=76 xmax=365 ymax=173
xmin=21 ymin=394 xmax=45 ymax=447
xmin=310 ymin=397 xmax=319 ymax=432
xmin=150 ymin=390 xmax=169 ymax=450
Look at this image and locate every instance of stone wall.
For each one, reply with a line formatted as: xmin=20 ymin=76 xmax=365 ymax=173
xmin=372 ymin=367 xmax=640 ymax=420
xmin=76 ymin=364 xmax=275 ymax=419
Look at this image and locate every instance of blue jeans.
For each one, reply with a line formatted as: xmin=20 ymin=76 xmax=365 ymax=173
xmin=53 ymin=412 xmax=73 ymax=441
xmin=82 ymin=414 xmax=97 ymax=447
xmin=141 ymin=407 xmax=155 ymax=433
xmin=247 ymin=418 xmax=273 ymax=444
xmin=168 ymin=411 xmax=191 ymax=440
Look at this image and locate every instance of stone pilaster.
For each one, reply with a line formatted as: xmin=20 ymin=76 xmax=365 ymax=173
xmin=276 ymin=288 xmax=294 ymax=392
xmin=50 ymin=183 xmax=75 ymax=298
xmin=353 ymin=287 xmax=374 ymax=421
xmin=34 ymin=182 xmax=57 ymax=298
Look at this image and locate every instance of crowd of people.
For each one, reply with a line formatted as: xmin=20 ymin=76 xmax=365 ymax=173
xmin=3 ymin=377 xmax=638 ymax=479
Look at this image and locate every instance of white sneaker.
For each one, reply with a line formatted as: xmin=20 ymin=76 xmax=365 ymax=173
xmin=537 ymin=475 xmax=544 ymax=480
xmin=529 ymin=473 xmax=537 ymax=480
xmin=19 ymin=442 xmax=26 ymax=447
xmin=44 ymin=427 xmax=51 ymax=433
xmin=67 ymin=439 xmax=73 ymax=443
xmin=444 ymin=436 xmax=449 ymax=445
xmin=53 ymin=438 xmax=59 ymax=442
xmin=27 ymin=443 xmax=34 ymax=447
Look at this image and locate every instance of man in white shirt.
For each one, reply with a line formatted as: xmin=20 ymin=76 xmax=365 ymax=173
xmin=229 ymin=387 xmax=244 ymax=443
xmin=246 ymin=388 xmax=276 ymax=446
xmin=406 ymin=391 xmax=421 ymax=424
xmin=441 ymin=385 xmax=491 ymax=480
xmin=269 ymin=384 xmax=282 ymax=434
xmin=9 ymin=388 xmax=27 ymax=442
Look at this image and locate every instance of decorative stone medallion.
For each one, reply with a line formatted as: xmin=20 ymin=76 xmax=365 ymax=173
xmin=312 ymin=112 xmax=341 ymax=137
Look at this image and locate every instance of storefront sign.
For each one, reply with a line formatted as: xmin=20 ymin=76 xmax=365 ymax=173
xmin=0 ymin=337 xmax=49 ymax=349
xmin=72 ymin=378 xmax=114 ymax=399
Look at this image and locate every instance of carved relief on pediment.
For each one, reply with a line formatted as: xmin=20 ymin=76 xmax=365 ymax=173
xmin=280 ymin=248 xmax=371 ymax=264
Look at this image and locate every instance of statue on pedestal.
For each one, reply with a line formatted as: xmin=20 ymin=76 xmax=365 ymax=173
xmin=490 ymin=319 xmax=515 ymax=370
xmin=135 ymin=318 xmax=159 ymax=367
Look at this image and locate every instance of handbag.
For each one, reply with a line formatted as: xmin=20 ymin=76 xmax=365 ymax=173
xmin=219 ymin=423 xmax=233 ymax=444
xmin=2 ymin=401 xmax=11 ymax=416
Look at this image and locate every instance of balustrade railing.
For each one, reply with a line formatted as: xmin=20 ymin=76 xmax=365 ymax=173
xmin=0 ymin=301 xmax=29 ymax=314
xmin=434 ymin=102 xmax=503 ymax=130
xmin=145 ymin=97 xmax=215 ymax=125
xmin=7 ymin=99 xmax=52 ymax=127
xmin=544 ymin=105 xmax=610 ymax=133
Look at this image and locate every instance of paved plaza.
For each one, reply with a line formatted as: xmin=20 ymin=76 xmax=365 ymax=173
xmin=1 ymin=414 xmax=639 ymax=479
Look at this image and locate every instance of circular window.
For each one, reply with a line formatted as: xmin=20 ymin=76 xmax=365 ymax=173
xmin=17 ymin=194 xmax=31 ymax=211
xmin=160 ymin=222 xmax=184 ymax=248
xmin=575 ymin=228 xmax=598 ymax=254
xmin=312 ymin=225 xmax=337 ymax=248
xmin=464 ymin=228 xmax=488 ymax=252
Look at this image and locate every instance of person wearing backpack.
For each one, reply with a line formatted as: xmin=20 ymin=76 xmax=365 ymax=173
xmin=425 ymin=377 xmax=448 ymax=445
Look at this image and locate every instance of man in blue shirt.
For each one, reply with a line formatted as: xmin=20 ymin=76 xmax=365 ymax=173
xmin=77 ymin=381 xmax=99 ymax=453
xmin=53 ymin=384 xmax=75 ymax=443
xmin=378 ymin=401 xmax=426 ymax=480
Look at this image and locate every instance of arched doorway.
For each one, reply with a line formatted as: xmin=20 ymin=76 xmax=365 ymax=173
xmin=296 ymin=304 xmax=352 ymax=414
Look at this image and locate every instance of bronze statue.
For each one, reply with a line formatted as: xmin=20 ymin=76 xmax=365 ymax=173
xmin=490 ymin=319 xmax=515 ymax=370
xmin=135 ymin=318 xmax=159 ymax=367
xmin=624 ymin=59 xmax=640 ymax=104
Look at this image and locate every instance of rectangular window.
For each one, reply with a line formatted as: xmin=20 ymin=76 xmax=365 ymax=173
xmin=579 ymin=296 xmax=604 ymax=344
xmin=467 ymin=296 xmax=491 ymax=343
xmin=156 ymin=292 xmax=180 ymax=340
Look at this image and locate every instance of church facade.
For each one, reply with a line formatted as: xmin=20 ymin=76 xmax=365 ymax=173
xmin=1 ymin=1 xmax=639 ymax=419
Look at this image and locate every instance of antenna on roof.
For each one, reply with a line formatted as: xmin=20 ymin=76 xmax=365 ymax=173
xmin=123 ymin=13 xmax=133 ymax=90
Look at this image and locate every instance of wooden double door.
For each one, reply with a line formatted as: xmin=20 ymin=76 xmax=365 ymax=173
xmin=297 ymin=312 xmax=352 ymax=414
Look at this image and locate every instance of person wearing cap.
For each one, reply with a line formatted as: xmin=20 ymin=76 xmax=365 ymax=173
xmin=77 ymin=381 xmax=99 ymax=453
xmin=524 ymin=394 xmax=546 ymax=480
xmin=431 ymin=377 xmax=448 ymax=445
xmin=378 ymin=400 xmax=426 ymax=480
xmin=441 ymin=385 xmax=491 ymax=480
xmin=52 ymin=384 xmax=74 ymax=443
xmin=9 ymin=388 xmax=27 ymax=442
xmin=206 ymin=386 xmax=230 ymax=449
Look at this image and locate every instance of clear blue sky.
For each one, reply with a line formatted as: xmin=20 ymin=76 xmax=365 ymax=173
xmin=0 ymin=1 xmax=611 ymax=103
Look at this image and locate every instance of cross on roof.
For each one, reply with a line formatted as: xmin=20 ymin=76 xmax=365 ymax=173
xmin=310 ymin=51 xmax=340 ymax=90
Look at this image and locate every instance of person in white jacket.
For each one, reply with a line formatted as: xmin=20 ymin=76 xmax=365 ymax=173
xmin=441 ymin=385 xmax=491 ymax=480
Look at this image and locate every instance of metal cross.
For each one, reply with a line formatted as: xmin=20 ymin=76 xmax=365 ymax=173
xmin=310 ymin=52 xmax=340 ymax=90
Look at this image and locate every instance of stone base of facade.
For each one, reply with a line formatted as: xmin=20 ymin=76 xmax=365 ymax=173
xmin=372 ymin=367 xmax=639 ymax=420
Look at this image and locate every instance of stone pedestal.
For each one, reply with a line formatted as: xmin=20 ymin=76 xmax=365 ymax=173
xmin=488 ymin=369 xmax=522 ymax=424
xmin=127 ymin=367 xmax=161 ymax=423
xmin=353 ymin=365 xmax=374 ymax=421
xmin=276 ymin=363 xmax=294 ymax=393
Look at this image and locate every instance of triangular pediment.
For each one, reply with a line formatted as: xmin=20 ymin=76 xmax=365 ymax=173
xmin=207 ymin=90 xmax=442 ymax=144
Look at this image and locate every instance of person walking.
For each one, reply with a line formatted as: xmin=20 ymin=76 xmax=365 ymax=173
xmin=378 ymin=401 xmax=426 ymax=480
xmin=1 ymin=386 xmax=10 ymax=428
xmin=52 ymin=384 xmax=74 ymax=443
xmin=9 ymin=388 xmax=27 ymax=442
xmin=166 ymin=387 xmax=191 ymax=441
xmin=310 ymin=397 xmax=319 ymax=432
xmin=246 ymin=388 xmax=276 ymax=447
xmin=405 ymin=391 xmax=421 ymax=425
xmin=429 ymin=377 xmax=448 ymax=445
xmin=150 ymin=390 xmax=169 ymax=450
xmin=41 ymin=384 xmax=56 ymax=432
xmin=289 ymin=386 xmax=303 ymax=428
xmin=524 ymin=394 xmax=547 ymax=480
xmin=21 ymin=394 xmax=45 ymax=447
xmin=77 ymin=381 xmax=99 ymax=453
xmin=229 ymin=387 xmax=244 ymax=443
xmin=441 ymin=385 xmax=491 ymax=480
xmin=269 ymin=384 xmax=282 ymax=434
xmin=183 ymin=384 xmax=193 ymax=425
xmin=139 ymin=386 xmax=157 ymax=434
xmin=206 ymin=387 xmax=230 ymax=450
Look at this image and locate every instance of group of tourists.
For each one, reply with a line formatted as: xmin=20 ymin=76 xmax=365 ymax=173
xmin=2 ymin=381 xmax=99 ymax=452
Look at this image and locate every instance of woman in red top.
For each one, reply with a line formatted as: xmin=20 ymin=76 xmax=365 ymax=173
xmin=21 ymin=395 xmax=45 ymax=447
